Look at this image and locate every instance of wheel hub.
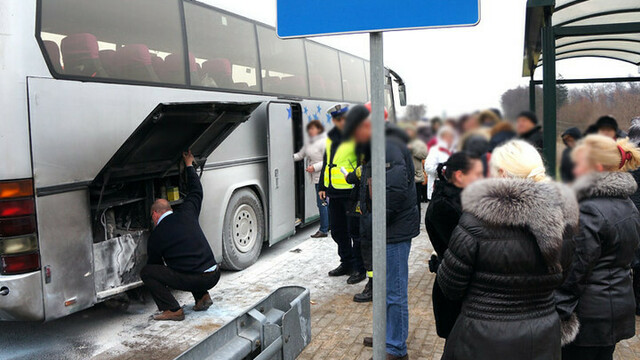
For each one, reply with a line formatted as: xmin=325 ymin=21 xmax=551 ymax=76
xmin=232 ymin=204 xmax=257 ymax=253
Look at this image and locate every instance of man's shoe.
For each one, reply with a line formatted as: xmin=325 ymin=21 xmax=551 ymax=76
xmin=328 ymin=264 xmax=349 ymax=277
xmin=310 ymin=231 xmax=328 ymax=238
xmin=193 ymin=293 xmax=213 ymax=312
xmin=353 ymin=278 xmax=373 ymax=302
xmin=152 ymin=308 xmax=185 ymax=321
xmin=363 ymin=336 xmax=373 ymax=347
xmin=369 ymin=355 xmax=408 ymax=360
xmin=347 ymin=271 xmax=366 ymax=284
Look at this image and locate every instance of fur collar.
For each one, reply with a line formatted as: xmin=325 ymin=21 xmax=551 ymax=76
xmin=462 ymin=178 xmax=579 ymax=271
xmin=573 ymin=171 xmax=637 ymax=201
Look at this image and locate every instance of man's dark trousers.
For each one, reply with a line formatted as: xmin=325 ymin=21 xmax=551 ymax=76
xmin=140 ymin=264 xmax=220 ymax=311
xmin=328 ymin=196 xmax=359 ymax=270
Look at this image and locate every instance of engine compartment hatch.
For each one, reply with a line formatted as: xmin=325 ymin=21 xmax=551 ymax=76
xmin=92 ymin=102 xmax=261 ymax=187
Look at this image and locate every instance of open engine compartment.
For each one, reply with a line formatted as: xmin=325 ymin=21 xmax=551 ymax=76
xmin=90 ymin=173 xmax=189 ymax=298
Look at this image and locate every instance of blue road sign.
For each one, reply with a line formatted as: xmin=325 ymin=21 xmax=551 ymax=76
xmin=276 ymin=0 xmax=480 ymax=38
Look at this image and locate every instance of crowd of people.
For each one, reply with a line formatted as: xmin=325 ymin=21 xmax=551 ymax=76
xmin=294 ymin=103 xmax=640 ymax=360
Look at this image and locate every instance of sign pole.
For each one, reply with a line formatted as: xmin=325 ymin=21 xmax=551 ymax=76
xmin=370 ymin=31 xmax=387 ymax=360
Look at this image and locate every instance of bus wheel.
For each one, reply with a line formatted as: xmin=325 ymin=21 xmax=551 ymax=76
xmin=221 ymin=188 xmax=264 ymax=270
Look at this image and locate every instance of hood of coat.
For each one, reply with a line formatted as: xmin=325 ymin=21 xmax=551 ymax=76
xmin=462 ymin=178 xmax=579 ymax=271
xmin=573 ymin=171 xmax=638 ymax=201
xmin=385 ymin=123 xmax=410 ymax=144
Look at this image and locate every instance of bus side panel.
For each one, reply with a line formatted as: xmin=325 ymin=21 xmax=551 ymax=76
xmin=199 ymin=163 xmax=268 ymax=260
xmin=0 ymin=0 xmax=49 ymax=181
xmin=35 ymin=190 xmax=94 ymax=321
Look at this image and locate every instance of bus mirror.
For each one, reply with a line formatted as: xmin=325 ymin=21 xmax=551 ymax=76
xmin=398 ymin=84 xmax=407 ymax=107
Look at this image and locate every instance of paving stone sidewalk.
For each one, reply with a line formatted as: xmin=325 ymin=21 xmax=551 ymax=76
xmin=298 ymin=225 xmax=640 ymax=360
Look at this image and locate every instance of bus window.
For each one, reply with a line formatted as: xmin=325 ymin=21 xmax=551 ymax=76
xmin=184 ymin=3 xmax=260 ymax=91
xmin=339 ymin=53 xmax=368 ymax=103
xmin=39 ymin=0 xmax=186 ymax=85
xmin=257 ymin=26 xmax=309 ymax=97
xmin=305 ymin=41 xmax=342 ymax=100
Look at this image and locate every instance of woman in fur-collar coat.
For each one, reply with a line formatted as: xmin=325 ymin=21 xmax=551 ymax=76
xmin=556 ymin=135 xmax=640 ymax=360
xmin=437 ymin=140 xmax=579 ymax=360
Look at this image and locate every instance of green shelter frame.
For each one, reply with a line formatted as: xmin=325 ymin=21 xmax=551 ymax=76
xmin=523 ymin=0 xmax=640 ymax=176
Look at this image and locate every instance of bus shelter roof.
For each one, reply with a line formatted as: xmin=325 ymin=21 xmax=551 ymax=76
xmin=523 ymin=0 xmax=640 ymax=77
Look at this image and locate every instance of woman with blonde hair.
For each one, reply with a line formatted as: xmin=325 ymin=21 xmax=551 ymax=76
xmin=437 ymin=140 xmax=579 ymax=360
xmin=556 ymin=134 xmax=640 ymax=360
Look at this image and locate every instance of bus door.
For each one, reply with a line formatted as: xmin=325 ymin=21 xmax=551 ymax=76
xmin=266 ymin=102 xmax=298 ymax=245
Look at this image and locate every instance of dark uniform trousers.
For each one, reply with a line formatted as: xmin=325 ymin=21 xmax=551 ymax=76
xmin=140 ymin=264 xmax=220 ymax=311
xmin=328 ymin=196 xmax=363 ymax=272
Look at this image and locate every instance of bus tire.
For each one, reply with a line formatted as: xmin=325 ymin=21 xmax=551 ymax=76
xmin=220 ymin=188 xmax=265 ymax=270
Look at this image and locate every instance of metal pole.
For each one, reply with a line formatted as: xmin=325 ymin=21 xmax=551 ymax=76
xmin=542 ymin=6 xmax=557 ymax=176
xmin=370 ymin=31 xmax=387 ymax=360
xmin=529 ymin=75 xmax=536 ymax=112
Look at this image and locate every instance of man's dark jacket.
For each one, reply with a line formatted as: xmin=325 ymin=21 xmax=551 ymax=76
xmin=147 ymin=166 xmax=217 ymax=273
xmin=520 ymin=125 xmax=544 ymax=152
xmin=355 ymin=124 xmax=420 ymax=243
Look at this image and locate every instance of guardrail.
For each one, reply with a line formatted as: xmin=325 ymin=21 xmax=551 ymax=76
xmin=175 ymin=286 xmax=311 ymax=360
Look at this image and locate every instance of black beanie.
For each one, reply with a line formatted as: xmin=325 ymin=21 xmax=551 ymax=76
xmin=518 ymin=110 xmax=538 ymax=125
xmin=595 ymin=115 xmax=618 ymax=131
xmin=343 ymin=104 xmax=370 ymax=137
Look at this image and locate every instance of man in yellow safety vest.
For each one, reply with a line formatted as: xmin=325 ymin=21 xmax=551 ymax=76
xmin=318 ymin=103 xmax=366 ymax=285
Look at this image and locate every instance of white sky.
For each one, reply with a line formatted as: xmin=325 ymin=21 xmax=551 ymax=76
xmin=204 ymin=0 xmax=639 ymax=118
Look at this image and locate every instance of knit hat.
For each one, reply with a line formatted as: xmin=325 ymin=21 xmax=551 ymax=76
xmin=595 ymin=115 xmax=619 ymax=131
xmin=343 ymin=104 xmax=370 ymax=138
xmin=518 ymin=111 xmax=538 ymax=125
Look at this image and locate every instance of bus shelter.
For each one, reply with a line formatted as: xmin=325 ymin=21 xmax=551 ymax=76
xmin=523 ymin=0 xmax=640 ymax=175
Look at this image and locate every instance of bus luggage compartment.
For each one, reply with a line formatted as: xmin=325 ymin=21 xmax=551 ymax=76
xmin=89 ymin=102 xmax=260 ymax=298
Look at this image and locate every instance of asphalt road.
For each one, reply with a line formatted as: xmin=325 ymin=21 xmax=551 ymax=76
xmin=0 ymin=225 xmax=319 ymax=360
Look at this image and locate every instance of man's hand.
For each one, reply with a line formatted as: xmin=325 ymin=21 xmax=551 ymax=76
xmin=183 ymin=150 xmax=195 ymax=167
xmin=318 ymin=191 xmax=326 ymax=201
xmin=306 ymin=165 xmax=314 ymax=173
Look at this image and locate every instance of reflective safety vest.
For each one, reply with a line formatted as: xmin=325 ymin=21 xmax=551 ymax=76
xmin=323 ymin=138 xmax=357 ymax=190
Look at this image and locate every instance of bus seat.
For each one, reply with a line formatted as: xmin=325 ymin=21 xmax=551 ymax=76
xmin=161 ymin=53 xmax=199 ymax=85
xmin=43 ymin=40 xmax=63 ymax=74
xmin=61 ymin=33 xmax=108 ymax=78
xmin=116 ymin=44 xmax=159 ymax=82
xmin=99 ymin=50 xmax=119 ymax=77
xmin=202 ymin=58 xmax=233 ymax=88
xmin=150 ymin=54 xmax=164 ymax=77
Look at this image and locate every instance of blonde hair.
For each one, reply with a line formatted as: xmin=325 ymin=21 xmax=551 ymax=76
xmin=573 ymin=134 xmax=640 ymax=172
xmin=490 ymin=140 xmax=548 ymax=182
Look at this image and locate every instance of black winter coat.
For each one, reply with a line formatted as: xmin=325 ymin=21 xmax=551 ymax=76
xmin=556 ymin=171 xmax=640 ymax=347
xmin=425 ymin=180 xmax=463 ymax=338
xmin=358 ymin=124 xmax=420 ymax=243
xmin=520 ymin=125 xmax=544 ymax=152
xmin=438 ymin=178 xmax=579 ymax=360
xmin=147 ymin=166 xmax=217 ymax=273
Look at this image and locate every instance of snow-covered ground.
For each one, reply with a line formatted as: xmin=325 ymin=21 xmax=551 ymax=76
xmin=0 ymin=224 xmax=368 ymax=360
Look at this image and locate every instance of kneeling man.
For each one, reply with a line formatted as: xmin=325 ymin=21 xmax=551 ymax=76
xmin=141 ymin=151 xmax=220 ymax=321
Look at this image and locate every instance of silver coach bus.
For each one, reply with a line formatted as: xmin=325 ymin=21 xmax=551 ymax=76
xmin=0 ymin=0 xmax=405 ymax=321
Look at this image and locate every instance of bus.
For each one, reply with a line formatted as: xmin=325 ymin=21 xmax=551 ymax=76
xmin=0 ymin=0 xmax=406 ymax=321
